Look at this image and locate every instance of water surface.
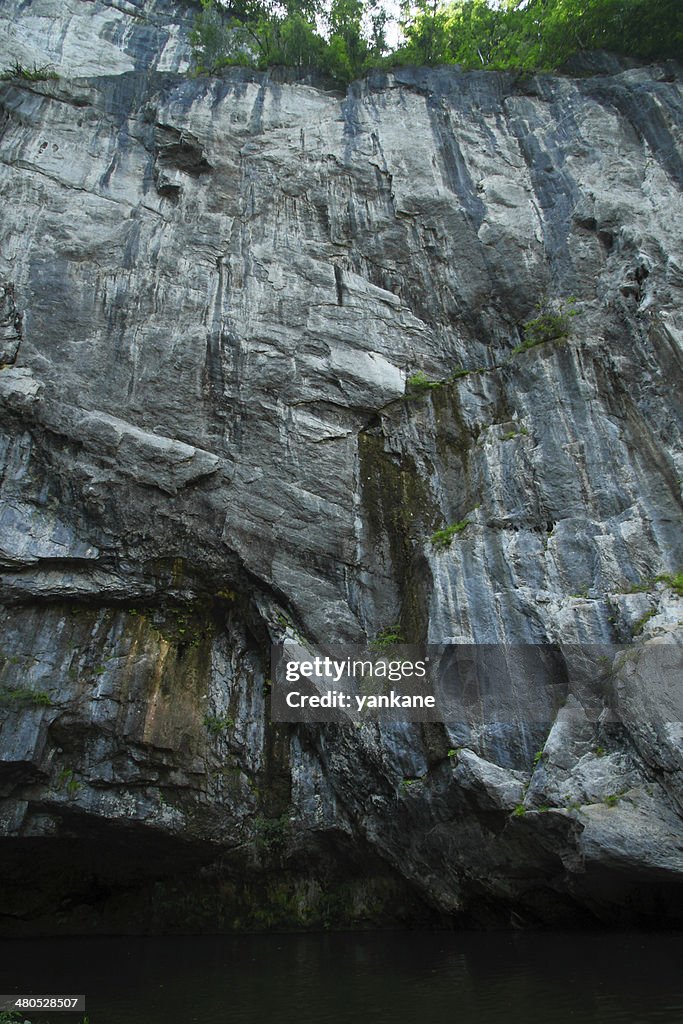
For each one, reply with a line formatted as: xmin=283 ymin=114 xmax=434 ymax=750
xmin=1 ymin=930 xmax=681 ymax=1023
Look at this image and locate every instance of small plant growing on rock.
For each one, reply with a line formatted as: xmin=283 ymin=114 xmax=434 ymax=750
xmin=406 ymin=370 xmax=441 ymax=395
xmin=0 ymin=687 xmax=52 ymax=707
xmin=501 ymin=426 xmax=528 ymax=441
xmin=656 ymin=571 xmax=683 ymax=596
xmin=512 ymin=298 xmax=577 ymax=355
xmin=622 ymin=580 xmax=651 ymax=594
xmin=254 ymin=814 xmax=290 ymax=853
xmin=0 ymin=60 xmax=58 ymax=82
xmin=448 ymin=366 xmax=488 ymax=382
xmin=632 ymin=608 xmax=656 ymax=635
xmin=56 ymin=768 xmax=81 ymax=797
xmin=430 ymin=520 xmax=469 ymax=549
xmin=204 ymin=713 xmax=235 ymax=735
xmin=620 ymin=571 xmax=682 ymax=598
xmin=370 ymin=625 xmax=405 ymax=651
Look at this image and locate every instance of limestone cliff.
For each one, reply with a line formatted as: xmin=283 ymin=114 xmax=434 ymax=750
xmin=0 ymin=0 xmax=682 ymax=931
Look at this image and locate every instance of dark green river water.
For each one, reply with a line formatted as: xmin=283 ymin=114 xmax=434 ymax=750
xmin=1 ymin=930 xmax=681 ymax=1023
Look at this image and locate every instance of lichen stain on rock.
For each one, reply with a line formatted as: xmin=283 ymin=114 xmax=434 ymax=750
xmin=358 ymin=428 xmax=435 ymax=642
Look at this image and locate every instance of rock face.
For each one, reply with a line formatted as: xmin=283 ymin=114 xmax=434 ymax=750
xmin=0 ymin=0 xmax=682 ymax=931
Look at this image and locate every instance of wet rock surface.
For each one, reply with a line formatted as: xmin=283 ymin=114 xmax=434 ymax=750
xmin=0 ymin=1 xmax=682 ymax=930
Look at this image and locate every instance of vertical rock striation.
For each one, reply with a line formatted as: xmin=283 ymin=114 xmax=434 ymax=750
xmin=0 ymin=0 xmax=681 ymax=930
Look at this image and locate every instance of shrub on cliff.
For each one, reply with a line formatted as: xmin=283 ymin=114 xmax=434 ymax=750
xmin=512 ymin=298 xmax=578 ymax=355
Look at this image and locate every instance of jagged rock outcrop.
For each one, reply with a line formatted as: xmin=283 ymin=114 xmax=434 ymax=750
xmin=0 ymin=0 xmax=682 ymax=931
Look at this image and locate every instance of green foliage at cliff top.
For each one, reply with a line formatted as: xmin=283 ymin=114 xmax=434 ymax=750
xmin=190 ymin=0 xmax=682 ymax=85
xmin=396 ymin=0 xmax=681 ymax=72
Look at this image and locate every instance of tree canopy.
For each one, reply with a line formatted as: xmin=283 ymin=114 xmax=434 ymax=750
xmin=190 ymin=0 xmax=682 ymax=84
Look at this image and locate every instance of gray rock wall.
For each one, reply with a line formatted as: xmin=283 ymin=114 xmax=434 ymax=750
xmin=0 ymin=0 xmax=681 ymax=930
